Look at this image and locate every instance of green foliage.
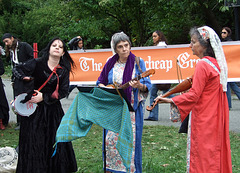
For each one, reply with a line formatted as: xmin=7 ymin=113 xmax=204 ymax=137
xmin=2 ymin=65 xmax=12 ymax=78
xmin=0 ymin=0 xmax=236 ymax=51
xmin=21 ymin=0 xmax=73 ymax=49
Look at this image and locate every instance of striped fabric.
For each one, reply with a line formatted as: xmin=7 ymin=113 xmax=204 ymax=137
xmin=55 ymin=87 xmax=133 ymax=170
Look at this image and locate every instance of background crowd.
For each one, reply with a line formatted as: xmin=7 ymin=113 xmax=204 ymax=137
xmin=0 ymin=0 xmax=238 ymax=50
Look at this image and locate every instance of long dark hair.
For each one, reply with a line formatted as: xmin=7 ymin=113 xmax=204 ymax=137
xmin=154 ymin=30 xmax=168 ymax=45
xmin=39 ymin=37 xmax=76 ymax=72
xmin=5 ymin=37 xmax=18 ymax=57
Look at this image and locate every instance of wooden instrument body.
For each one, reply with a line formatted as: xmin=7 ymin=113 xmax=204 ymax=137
xmin=106 ymin=69 xmax=155 ymax=89
xmin=146 ymin=76 xmax=193 ymax=111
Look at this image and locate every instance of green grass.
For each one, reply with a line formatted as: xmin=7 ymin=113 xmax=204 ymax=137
xmin=1 ymin=64 xmax=12 ymax=78
xmin=1 ymin=123 xmax=239 ymax=173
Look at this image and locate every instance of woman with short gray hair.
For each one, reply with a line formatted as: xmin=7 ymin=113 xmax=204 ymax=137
xmin=97 ymin=32 xmax=152 ymax=173
xmin=111 ymin=32 xmax=131 ymax=54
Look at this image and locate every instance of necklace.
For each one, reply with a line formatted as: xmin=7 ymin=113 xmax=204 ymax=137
xmin=118 ymin=59 xmax=127 ymax=64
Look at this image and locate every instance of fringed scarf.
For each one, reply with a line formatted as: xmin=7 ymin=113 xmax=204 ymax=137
xmin=97 ymin=52 xmax=135 ymax=102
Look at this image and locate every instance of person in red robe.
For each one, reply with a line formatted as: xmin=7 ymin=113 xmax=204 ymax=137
xmin=155 ymin=26 xmax=232 ymax=173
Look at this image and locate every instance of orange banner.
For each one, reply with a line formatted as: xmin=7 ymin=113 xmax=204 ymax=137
xmin=69 ymin=41 xmax=240 ymax=85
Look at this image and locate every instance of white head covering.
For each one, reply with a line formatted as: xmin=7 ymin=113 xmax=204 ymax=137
xmin=197 ymin=26 xmax=228 ymax=92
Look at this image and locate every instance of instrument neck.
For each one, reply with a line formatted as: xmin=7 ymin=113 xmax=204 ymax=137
xmin=120 ymin=74 xmax=142 ymax=90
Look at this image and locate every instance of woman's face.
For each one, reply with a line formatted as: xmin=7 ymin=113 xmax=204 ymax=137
xmin=49 ymin=40 xmax=65 ymax=58
xmin=221 ymin=29 xmax=228 ymax=39
xmin=78 ymin=40 xmax=83 ymax=49
xmin=152 ymin=32 xmax=160 ymax=44
xmin=189 ymin=35 xmax=206 ymax=59
xmin=115 ymin=41 xmax=130 ymax=58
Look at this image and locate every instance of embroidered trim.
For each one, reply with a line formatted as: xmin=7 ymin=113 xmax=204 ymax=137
xmin=202 ymin=58 xmax=220 ymax=74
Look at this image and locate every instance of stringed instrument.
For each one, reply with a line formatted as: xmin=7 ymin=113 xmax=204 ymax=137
xmin=106 ymin=69 xmax=155 ymax=89
xmin=146 ymin=76 xmax=193 ymax=111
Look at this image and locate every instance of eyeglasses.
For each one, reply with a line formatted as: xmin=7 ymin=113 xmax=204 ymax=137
xmin=221 ymin=32 xmax=227 ymax=34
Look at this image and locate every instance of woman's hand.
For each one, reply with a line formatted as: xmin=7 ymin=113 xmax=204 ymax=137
xmin=29 ymin=90 xmax=43 ymax=103
xmin=23 ymin=76 xmax=33 ymax=81
xmin=98 ymin=83 xmax=106 ymax=87
xmin=155 ymin=95 xmax=173 ymax=103
xmin=129 ymin=80 xmax=140 ymax=88
xmin=129 ymin=80 xmax=146 ymax=91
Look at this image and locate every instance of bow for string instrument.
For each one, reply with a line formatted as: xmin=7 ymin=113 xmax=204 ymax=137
xmin=106 ymin=69 xmax=155 ymax=89
xmin=146 ymin=76 xmax=193 ymax=111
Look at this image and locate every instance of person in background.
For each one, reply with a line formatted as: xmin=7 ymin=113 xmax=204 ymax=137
xmin=152 ymin=30 xmax=168 ymax=47
xmin=2 ymin=33 xmax=34 ymax=130
xmin=155 ymin=26 xmax=232 ymax=173
xmin=221 ymin=26 xmax=240 ymax=110
xmin=13 ymin=37 xmax=77 ymax=173
xmin=0 ymin=51 xmax=9 ymax=130
xmin=144 ymin=30 xmax=172 ymax=121
xmin=221 ymin=27 xmax=233 ymax=41
xmin=97 ymin=32 xmax=151 ymax=173
xmin=67 ymin=36 xmax=85 ymax=97
xmin=68 ymin=36 xmax=85 ymax=51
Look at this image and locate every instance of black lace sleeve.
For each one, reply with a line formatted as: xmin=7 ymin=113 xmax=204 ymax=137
xmin=13 ymin=59 xmax=37 ymax=80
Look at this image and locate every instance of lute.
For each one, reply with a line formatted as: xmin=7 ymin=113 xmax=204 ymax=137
xmin=107 ymin=69 xmax=155 ymax=89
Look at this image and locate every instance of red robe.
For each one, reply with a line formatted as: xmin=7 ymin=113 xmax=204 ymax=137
xmin=172 ymin=56 xmax=232 ymax=173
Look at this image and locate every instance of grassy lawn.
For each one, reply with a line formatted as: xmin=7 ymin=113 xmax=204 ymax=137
xmin=1 ymin=123 xmax=239 ymax=173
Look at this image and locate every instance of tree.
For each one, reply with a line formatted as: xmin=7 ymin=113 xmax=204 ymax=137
xmin=0 ymin=0 xmax=236 ymax=51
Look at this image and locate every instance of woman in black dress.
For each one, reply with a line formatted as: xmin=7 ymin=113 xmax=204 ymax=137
xmin=13 ymin=37 xmax=77 ymax=173
xmin=0 ymin=57 xmax=9 ymax=129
